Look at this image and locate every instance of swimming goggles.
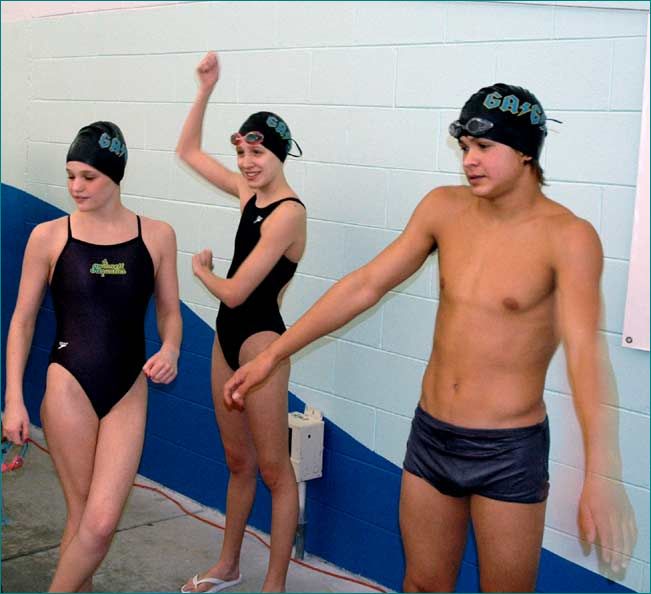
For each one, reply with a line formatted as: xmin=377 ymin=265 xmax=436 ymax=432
xmin=230 ymin=131 xmax=304 ymax=158
xmin=1 ymin=439 xmax=29 ymax=473
xmin=230 ymin=131 xmax=265 ymax=146
xmin=449 ymin=117 xmax=495 ymax=138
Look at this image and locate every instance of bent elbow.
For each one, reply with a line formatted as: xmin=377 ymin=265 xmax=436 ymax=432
xmin=175 ymin=142 xmax=198 ymax=164
xmin=221 ymin=285 xmax=248 ymax=309
xmin=221 ymin=295 xmax=238 ymax=309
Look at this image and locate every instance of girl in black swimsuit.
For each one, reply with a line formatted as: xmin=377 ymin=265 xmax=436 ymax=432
xmin=216 ymin=194 xmax=305 ymax=371
xmin=2 ymin=121 xmax=182 ymax=591
xmin=177 ymin=52 xmax=306 ymax=594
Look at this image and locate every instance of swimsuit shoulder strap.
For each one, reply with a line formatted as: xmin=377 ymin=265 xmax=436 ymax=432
xmin=67 ymin=215 xmax=73 ymax=239
xmin=275 ymin=197 xmax=305 ymax=209
xmin=137 ymin=215 xmax=142 ymax=237
xmin=242 ymin=194 xmax=257 ymax=213
xmin=263 ymin=197 xmax=305 ymax=213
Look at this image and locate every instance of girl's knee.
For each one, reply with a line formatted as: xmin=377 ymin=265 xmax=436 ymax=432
xmin=78 ymin=512 xmax=119 ymax=552
xmin=258 ymin=458 xmax=293 ymax=491
xmin=224 ymin=448 xmax=257 ymax=477
xmin=404 ymin=570 xmax=456 ymax=593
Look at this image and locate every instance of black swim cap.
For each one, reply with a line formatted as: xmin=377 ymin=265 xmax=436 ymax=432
xmin=450 ymin=83 xmax=548 ymax=160
xmin=66 ymin=121 xmax=128 ymax=185
xmin=238 ymin=112 xmax=297 ymax=163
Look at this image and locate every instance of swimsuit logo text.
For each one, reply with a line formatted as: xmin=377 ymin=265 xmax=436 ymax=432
xmin=253 ymin=215 xmax=264 ymax=224
xmin=90 ymin=259 xmax=127 ymax=277
xmin=57 ymin=342 xmax=68 ymax=350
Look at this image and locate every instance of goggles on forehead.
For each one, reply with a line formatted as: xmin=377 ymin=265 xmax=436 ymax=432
xmin=230 ymin=131 xmax=264 ymax=146
xmin=449 ymin=117 xmax=494 ymax=139
xmin=230 ymin=130 xmax=304 ymax=160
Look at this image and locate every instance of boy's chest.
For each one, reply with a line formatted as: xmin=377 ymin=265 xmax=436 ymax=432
xmin=437 ymin=224 xmax=555 ymax=313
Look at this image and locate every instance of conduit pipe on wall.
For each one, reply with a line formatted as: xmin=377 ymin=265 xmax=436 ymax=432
xmin=288 ymin=407 xmax=325 ymax=559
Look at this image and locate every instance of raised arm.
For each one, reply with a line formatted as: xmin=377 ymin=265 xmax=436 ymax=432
xmin=142 ymin=221 xmax=182 ymax=384
xmin=3 ymin=223 xmax=54 ymax=444
xmin=192 ymin=201 xmax=305 ymax=308
xmin=176 ymin=51 xmax=247 ymax=199
xmin=554 ymin=217 xmax=637 ymax=571
xmin=224 ymin=190 xmax=442 ymax=406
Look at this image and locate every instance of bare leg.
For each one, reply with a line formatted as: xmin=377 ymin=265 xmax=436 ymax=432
xmin=47 ymin=372 xmax=147 ymax=592
xmin=400 ymin=470 xmax=470 ymax=592
xmin=182 ymin=332 xmax=296 ymax=593
xmin=471 ymin=495 xmax=546 ymax=592
xmin=41 ymin=364 xmax=98 ymax=592
xmin=182 ymin=336 xmax=257 ymax=592
xmin=242 ymin=332 xmax=297 ymax=592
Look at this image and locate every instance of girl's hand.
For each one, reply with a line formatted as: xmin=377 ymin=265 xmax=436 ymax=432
xmin=197 ymin=51 xmax=220 ymax=93
xmin=143 ymin=346 xmax=179 ymax=384
xmin=192 ymin=249 xmax=214 ymax=277
xmin=2 ymin=400 xmax=30 ymax=445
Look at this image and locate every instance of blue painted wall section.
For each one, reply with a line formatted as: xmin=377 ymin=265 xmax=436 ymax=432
xmin=0 ymin=183 xmax=633 ymax=593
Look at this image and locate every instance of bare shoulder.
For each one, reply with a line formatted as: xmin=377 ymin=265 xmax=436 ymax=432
xmin=19 ymin=217 xmax=67 ymax=273
xmin=265 ymin=198 xmax=307 ymax=233
xmin=138 ymin=216 xmax=177 ymax=268
xmin=31 ymin=215 xmax=67 ymax=239
xmin=275 ymin=198 xmax=306 ymax=220
xmin=29 ymin=216 xmax=68 ymax=252
xmin=544 ymin=204 xmax=603 ymax=265
xmin=541 ymin=195 xmax=600 ymax=245
xmin=420 ymin=185 xmax=473 ymax=213
xmin=410 ymin=185 xmax=473 ymax=234
xmin=140 ymin=216 xmax=177 ymax=244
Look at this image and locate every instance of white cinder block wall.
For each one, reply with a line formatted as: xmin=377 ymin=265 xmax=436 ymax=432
xmin=2 ymin=1 xmax=649 ymax=590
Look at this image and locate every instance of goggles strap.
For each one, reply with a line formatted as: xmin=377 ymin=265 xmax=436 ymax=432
xmin=288 ymin=138 xmax=303 ymax=158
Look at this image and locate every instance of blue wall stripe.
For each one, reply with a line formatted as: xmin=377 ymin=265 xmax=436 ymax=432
xmin=0 ymin=183 xmax=633 ymax=593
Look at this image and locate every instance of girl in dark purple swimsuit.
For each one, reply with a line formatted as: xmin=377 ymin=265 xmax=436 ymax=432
xmin=3 ymin=121 xmax=182 ymax=592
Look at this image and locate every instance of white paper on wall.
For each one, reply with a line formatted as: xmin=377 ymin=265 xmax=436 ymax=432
xmin=623 ymin=17 xmax=650 ymax=352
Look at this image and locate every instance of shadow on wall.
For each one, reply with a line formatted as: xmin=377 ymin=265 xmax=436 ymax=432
xmin=0 ymin=184 xmax=634 ymax=594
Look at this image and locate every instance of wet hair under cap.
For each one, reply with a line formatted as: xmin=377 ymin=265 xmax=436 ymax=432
xmin=66 ymin=121 xmax=128 ymax=185
xmin=238 ymin=111 xmax=296 ymax=163
xmin=452 ymin=83 xmax=548 ymax=160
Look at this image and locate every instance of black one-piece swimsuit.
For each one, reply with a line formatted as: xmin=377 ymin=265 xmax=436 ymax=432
xmin=49 ymin=216 xmax=155 ymax=418
xmin=216 ymin=195 xmax=305 ymax=370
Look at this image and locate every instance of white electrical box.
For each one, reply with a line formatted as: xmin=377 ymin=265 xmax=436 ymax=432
xmin=288 ymin=407 xmax=324 ymax=482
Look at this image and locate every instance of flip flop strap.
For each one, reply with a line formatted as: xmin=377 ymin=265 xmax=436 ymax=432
xmin=195 ymin=576 xmax=230 ymax=586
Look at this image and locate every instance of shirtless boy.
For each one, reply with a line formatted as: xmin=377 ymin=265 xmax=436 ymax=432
xmin=223 ymin=83 xmax=636 ymax=592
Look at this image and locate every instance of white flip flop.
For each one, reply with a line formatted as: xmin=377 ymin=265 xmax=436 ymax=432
xmin=180 ymin=573 xmax=242 ymax=593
